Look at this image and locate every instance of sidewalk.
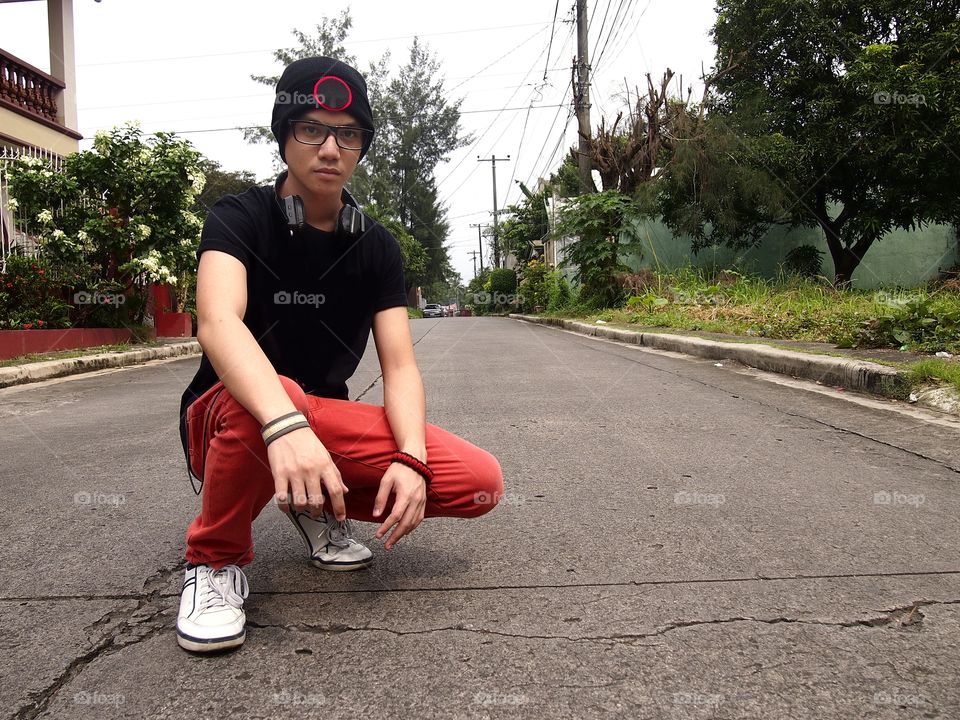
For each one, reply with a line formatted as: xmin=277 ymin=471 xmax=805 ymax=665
xmin=509 ymin=314 xmax=960 ymax=416
xmin=0 ymin=337 xmax=200 ymax=388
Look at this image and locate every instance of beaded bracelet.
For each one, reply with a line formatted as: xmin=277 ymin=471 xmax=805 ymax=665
xmin=390 ymin=451 xmax=434 ymax=485
xmin=261 ymin=411 xmax=311 ymax=446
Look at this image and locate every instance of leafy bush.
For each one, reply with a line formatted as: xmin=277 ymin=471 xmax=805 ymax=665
xmin=488 ymin=268 xmax=517 ymax=295
xmin=6 ymin=124 xmax=205 ymax=322
xmin=783 ymin=244 xmax=825 ymax=278
xmin=0 ymin=254 xmax=73 ymax=329
xmin=554 ymin=190 xmax=644 ymax=308
xmin=856 ymin=293 xmax=960 ymax=352
xmin=547 ymin=271 xmax=573 ymax=311
xmin=518 ymin=259 xmax=549 ymax=312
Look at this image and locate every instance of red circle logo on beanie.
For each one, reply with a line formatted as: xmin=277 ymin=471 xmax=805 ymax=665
xmin=313 ymin=76 xmax=353 ymax=111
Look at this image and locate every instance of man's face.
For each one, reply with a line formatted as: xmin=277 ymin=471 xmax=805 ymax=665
xmin=283 ymin=108 xmax=364 ymax=198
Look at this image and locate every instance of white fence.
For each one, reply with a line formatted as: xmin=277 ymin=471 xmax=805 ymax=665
xmin=0 ymin=144 xmax=64 ymax=270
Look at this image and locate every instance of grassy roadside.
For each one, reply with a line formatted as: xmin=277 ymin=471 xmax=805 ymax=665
xmin=543 ymin=269 xmax=960 ymax=395
xmin=0 ymin=341 xmax=165 ymax=368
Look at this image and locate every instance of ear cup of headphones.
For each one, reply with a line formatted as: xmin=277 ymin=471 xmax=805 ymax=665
xmin=337 ymin=204 xmax=367 ymax=240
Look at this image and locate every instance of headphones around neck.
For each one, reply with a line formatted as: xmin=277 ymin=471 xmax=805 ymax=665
xmin=273 ymin=171 xmax=368 ymax=241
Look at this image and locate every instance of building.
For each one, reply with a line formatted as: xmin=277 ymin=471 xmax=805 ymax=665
xmin=1 ymin=0 xmax=82 ymax=261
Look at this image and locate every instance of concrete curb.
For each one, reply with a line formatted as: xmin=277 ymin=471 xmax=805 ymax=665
xmin=0 ymin=340 xmax=201 ymax=389
xmin=510 ymin=314 xmax=906 ymax=395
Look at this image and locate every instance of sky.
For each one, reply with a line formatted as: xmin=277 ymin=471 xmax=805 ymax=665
xmin=0 ymin=0 xmax=717 ymax=284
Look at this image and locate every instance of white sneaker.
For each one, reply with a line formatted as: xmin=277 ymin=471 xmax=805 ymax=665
xmin=284 ymin=508 xmax=374 ymax=571
xmin=176 ymin=564 xmax=249 ymax=653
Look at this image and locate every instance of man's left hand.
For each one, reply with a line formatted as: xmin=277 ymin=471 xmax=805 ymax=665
xmin=373 ymin=462 xmax=427 ymax=549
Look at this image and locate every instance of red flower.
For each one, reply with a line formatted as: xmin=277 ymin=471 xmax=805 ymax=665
xmin=23 ymin=323 xmax=33 ymax=329
xmin=4 ymin=282 xmax=12 ymax=289
xmin=37 ymin=320 xmax=45 ymax=327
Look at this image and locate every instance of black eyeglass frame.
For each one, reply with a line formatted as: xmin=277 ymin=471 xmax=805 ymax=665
xmin=288 ymin=119 xmax=371 ymax=151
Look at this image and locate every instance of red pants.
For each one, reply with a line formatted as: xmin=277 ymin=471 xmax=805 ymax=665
xmin=185 ymin=376 xmax=504 ymax=568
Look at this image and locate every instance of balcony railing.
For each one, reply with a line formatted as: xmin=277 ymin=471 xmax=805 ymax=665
xmin=0 ymin=49 xmax=64 ymax=125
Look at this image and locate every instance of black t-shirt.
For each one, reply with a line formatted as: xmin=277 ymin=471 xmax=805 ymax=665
xmin=177 ymin=183 xmax=407 ymax=474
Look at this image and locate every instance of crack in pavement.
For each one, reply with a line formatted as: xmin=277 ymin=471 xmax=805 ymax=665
xmin=246 ymin=599 xmax=958 ymax=645
xmin=5 ymin=568 xmax=960 ymax=603
xmin=353 ymin=320 xmax=437 ymax=402
xmin=12 ymin=560 xmax=185 ymax=720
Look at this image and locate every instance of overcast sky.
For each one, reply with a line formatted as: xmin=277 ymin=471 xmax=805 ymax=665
xmin=1 ymin=0 xmax=717 ymax=283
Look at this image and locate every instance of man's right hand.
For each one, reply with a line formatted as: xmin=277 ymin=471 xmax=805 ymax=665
xmin=267 ymin=427 xmax=348 ymax=520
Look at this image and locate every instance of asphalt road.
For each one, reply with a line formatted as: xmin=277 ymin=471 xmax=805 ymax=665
xmin=1 ymin=317 xmax=958 ymax=719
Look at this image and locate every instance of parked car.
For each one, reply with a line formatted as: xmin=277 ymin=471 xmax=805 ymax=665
xmin=423 ymin=303 xmax=444 ymax=318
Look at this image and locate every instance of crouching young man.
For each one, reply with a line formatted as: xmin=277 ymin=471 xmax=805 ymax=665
xmin=175 ymin=57 xmax=503 ymax=653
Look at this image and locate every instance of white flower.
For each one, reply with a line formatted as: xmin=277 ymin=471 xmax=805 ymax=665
xmin=135 ymin=224 xmax=151 ymax=240
xmin=51 ymin=229 xmax=66 ymax=240
xmin=6 ymin=197 xmax=18 ymax=212
xmin=182 ymin=210 xmax=202 ymax=229
xmin=189 ymin=173 xmax=206 ymax=195
xmin=78 ymin=230 xmax=89 ymax=242
xmin=37 ymin=209 xmax=54 ymax=224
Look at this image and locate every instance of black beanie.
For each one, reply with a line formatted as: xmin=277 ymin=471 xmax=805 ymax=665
xmin=271 ymin=56 xmax=375 ymax=161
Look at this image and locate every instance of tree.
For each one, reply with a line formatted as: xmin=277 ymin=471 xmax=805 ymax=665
xmin=350 ymin=38 xmax=469 ymax=291
xmin=654 ymin=109 xmax=798 ymax=251
xmin=193 ymin=159 xmax=258 ymax=215
xmin=578 ymin=70 xmax=694 ymax=194
xmin=703 ymin=0 xmax=960 ymax=286
xmin=499 ymin=188 xmax=549 ymax=267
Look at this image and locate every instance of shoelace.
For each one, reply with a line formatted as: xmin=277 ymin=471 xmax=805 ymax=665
xmin=197 ymin=565 xmax=249 ymax=612
xmin=325 ymin=512 xmax=354 ymax=549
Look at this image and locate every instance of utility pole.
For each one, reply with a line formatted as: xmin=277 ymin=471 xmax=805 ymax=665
xmin=469 ymin=222 xmax=488 ymax=272
xmin=468 ymin=250 xmax=479 ymax=279
xmin=477 ymin=155 xmax=510 ymax=268
xmin=574 ymin=0 xmax=592 ymax=193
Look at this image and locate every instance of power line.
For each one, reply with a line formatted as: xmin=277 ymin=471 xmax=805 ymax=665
xmin=78 ymin=103 xmax=568 ymax=138
xmin=435 ymin=27 xmax=558 ymax=195
xmin=598 ymin=0 xmax=651 ymax=74
xmin=594 ymin=0 xmax=631 ymax=70
xmin=77 ymin=21 xmax=555 ymax=68
xmin=595 ymin=0 xmax=641 ymax=71
xmin=448 ymin=25 xmax=549 ymax=94
xmin=543 ymin=0 xmax=562 ymax=82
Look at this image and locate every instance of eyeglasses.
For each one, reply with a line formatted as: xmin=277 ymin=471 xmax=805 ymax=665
xmin=289 ymin=120 xmax=371 ymax=151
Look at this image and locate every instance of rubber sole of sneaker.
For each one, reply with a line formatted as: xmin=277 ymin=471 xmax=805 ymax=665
xmin=176 ymin=629 xmax=245 ymax=653
xmin=309 ymin=556 xmax=374 ymax=571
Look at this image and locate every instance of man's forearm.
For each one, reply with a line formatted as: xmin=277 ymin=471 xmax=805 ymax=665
xmin=382 ymin=365 xmax=427 ymax=461
xmin=197 ymin=315 xmax=297 ymax=425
